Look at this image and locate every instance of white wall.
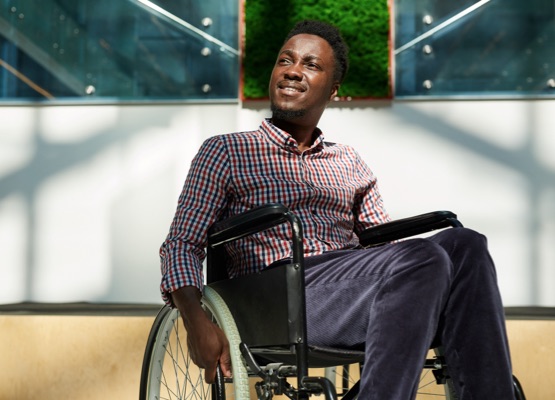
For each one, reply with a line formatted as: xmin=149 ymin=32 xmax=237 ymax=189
xmin=0 ymin=100 xmax=553 ymax=306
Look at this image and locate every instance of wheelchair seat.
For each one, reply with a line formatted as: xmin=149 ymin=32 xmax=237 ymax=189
xmin=208 ymin=260 xmax=366 ymax=368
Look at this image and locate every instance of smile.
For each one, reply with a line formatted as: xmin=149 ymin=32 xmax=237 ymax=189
xmin=277 ymin=82 xmax=306 ymax=93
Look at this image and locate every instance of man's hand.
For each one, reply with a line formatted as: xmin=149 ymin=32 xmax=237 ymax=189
xmin=171 ymin=286 xmax=232 ymax=383
xmin=185 ymin=311 xmax=232 ymax=382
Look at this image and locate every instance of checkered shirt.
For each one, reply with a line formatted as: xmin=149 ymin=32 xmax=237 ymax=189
xmin=160 ymin=119 xmax=390 ymax=303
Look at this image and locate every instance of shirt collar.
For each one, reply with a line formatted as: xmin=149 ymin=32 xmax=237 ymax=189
xmin=261 ymin=118 xmax=325 ymax=153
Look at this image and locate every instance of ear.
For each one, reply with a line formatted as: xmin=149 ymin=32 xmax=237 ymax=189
xmin=329 ymin=82 xmax=340 ymax=101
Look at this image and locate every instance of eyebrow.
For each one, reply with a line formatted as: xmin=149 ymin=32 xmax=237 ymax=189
xmin=280 ymin=49 xmax=323 ymax=63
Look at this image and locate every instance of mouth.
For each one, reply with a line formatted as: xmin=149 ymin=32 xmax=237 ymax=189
xmin=277 ymin=81 xmax=306 ymax=94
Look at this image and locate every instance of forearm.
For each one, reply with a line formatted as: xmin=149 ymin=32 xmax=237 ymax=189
xmin=171 ymin=285 xmax=209 ymax=329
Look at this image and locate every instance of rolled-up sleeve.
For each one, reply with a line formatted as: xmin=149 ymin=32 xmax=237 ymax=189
xmin=160 ymin=136 xmax=230 ymax=305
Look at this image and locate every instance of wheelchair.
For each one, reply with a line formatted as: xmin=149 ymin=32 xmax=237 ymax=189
xmin=140 ymin=203 xmax=526 ymax=400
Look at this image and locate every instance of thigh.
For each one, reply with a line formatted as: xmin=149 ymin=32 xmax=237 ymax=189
xmin=304 ymin=240 xmax=448 ymax=348
xmin=304 ymin=249 xmax=386 ymax=348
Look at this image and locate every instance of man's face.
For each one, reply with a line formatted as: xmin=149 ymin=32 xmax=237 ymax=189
xmin=269 ymin=34 xmax=339 ymax=123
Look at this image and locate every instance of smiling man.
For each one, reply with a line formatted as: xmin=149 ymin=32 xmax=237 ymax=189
xmin=160 ymin=20 xmax=515 ymax=399
xmin=269 ymin=31 xmax=341 ymax=150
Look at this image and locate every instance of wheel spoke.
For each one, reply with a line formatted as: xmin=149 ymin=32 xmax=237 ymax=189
xmin=141 ymin=300 xmax=250 ymax=400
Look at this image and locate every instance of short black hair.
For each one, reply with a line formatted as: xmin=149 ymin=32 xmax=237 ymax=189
xmin=284 ymin=20 xmax=349 ymax=84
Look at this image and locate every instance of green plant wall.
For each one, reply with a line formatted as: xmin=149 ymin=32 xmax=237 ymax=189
xmin=242 ymin=0 xmax=391 ymax=100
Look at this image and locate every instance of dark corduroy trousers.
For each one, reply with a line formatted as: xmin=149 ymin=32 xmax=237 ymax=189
xmin=303 ymin=228 xmax=514 ymax=400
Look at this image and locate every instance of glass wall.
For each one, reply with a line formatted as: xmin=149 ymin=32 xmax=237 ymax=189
xmin=0 ymin=0 xmax=239 ymax=100
xmin=394 ymin=0 xmax=555 ymax=98
xmin=2 ymin=0 xmax=555 ymax=101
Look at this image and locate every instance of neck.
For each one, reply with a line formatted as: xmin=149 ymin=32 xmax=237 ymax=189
xmin=271 ymin=117 xmax=319 ymax=151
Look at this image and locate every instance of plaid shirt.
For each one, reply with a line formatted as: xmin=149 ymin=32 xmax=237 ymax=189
xmin=160 ymin=119 xmax=390 ymax=303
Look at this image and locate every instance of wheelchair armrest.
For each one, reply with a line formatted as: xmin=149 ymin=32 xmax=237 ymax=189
xmin=206 ymin=203 xmax=304 ymax=284
xmin=358 ymin=210 xmax=463 ymax=247
xmin=208 ymin=203 xmax=295 ymax=247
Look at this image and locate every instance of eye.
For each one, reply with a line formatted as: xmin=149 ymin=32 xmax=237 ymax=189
xmin=278 ymin=57 xmax=292 ymax=65
xmin=305 ymin=61 xmax=321 ymax=70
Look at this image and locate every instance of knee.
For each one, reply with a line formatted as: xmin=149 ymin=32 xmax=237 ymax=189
xmin=430 ymin=227 xmax=496 ymax=278
xmin=389 ymin=239 xmax=453 ymax=282
xmin=435 ymin=227 xmax=488 ymax=253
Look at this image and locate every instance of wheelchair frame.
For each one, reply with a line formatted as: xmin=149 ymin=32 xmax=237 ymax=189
xmin=140 ymin=203 xmax=526 ymax=400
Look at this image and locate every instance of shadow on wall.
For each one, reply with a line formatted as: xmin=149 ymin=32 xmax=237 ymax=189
xmin=0 ymin=101 xmax=554 ymax=305
xmin=0 ymin=105 xmax=208 ymax=304
xmin=394 ymin=102 xmax=555 ymax=304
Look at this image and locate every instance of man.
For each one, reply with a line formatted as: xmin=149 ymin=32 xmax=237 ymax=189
xmin=160 ymin=20 xmax=515 ymax=399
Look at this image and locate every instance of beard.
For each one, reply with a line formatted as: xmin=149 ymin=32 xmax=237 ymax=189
xmin=270 ymin=103 xmax=306 ymax=120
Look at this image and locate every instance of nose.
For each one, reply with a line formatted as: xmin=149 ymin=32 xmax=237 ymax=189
xmin=284 ymin=62 xmax=302 ymax=81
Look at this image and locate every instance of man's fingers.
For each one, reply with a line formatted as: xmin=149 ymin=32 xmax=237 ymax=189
xmin=219 ymin=346 xmax=233 ymax=377
xmin=204 ymin=361 xmax=217 ymax=384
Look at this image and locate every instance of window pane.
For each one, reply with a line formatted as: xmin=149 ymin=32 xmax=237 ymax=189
xmin=0 ymin=0 xmax=239 ymax=101
xmin=394 ymin=0 xmax=555 ymax=98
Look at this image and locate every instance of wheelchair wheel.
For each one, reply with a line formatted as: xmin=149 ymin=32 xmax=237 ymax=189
xmin=139 ymin=287 xmax=250 ymax=400
xmin=416 ymin=351 xmax=526 ymax=400
xmin=415 ymin=371 xmax=526 ymax=400
xmin=325 ymin=349 xmax=458 ymax=399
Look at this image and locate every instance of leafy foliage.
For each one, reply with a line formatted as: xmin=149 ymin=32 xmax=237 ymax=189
xmin=243 ymin=0 xmax=391 ymax=99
